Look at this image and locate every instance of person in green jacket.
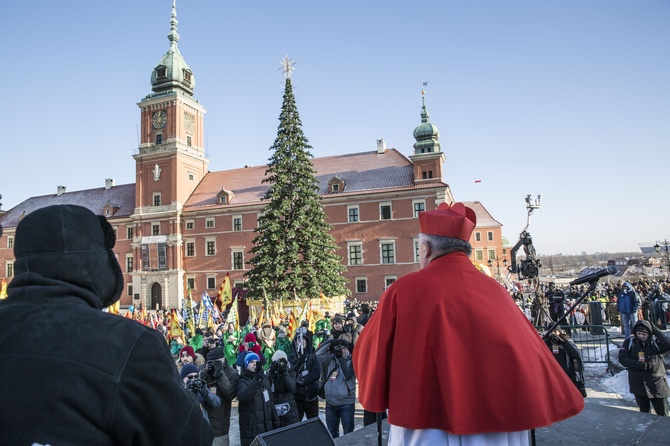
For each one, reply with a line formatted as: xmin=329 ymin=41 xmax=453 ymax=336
xmin=313 ymin=312 xmax=332 ymax=349
xmin=224 ymin=335 xmax=239 ymax=367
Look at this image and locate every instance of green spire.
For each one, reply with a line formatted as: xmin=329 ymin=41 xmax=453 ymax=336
xmin=413 ymin=87 xmax=441 ymax=154
xmin=150 ymin=0 xmax=195 ymax=96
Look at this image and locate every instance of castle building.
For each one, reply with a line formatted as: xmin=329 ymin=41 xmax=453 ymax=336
xmin=0 ymin=3 xmax=506 ymax=309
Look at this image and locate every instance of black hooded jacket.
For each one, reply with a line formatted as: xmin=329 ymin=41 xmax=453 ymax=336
xmin=618 ymin=320 xmax=670 ymax=398
xmin=0 ymin=205 xmax=213 ymax=445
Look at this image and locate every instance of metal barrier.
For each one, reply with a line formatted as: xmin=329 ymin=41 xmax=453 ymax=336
xmin=537 ymin=325 xmax=614 ymax=376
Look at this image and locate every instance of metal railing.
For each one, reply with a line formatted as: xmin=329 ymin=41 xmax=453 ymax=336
xmin=537 ymin=325 xmax=614 ymax=376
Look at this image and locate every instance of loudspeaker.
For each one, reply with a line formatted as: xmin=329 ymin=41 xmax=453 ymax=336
xmin=250 ymin=417 xmax=335 ymax=446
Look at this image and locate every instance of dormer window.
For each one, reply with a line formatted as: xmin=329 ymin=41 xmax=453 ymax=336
xmin=183 ymin=70 xmax=192 ymax=83
xmin=102 ymin=201 xmax=120 ymax=217
xmin=327 ymin=174 xmax=346 ymax=194
xmin=216 ymin=187 xmax=235 ymax=205
xmin=156 ymin=67 xmax=167 ymax=78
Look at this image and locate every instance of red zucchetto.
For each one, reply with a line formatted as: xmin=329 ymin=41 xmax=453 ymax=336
xmin=419 ymin=202 xmax=476 ymax=241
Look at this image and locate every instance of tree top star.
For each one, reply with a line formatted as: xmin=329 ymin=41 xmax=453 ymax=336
xmin=280 ymin=55 xmax=296 ymax=79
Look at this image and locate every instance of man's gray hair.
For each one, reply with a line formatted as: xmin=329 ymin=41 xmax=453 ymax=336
xmin=419 ymin=233 xmax=472 ymax=257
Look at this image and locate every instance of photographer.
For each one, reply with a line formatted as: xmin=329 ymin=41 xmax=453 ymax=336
xmin=267 ymin=350 xmax=299 ymax=427
xmin=202 ymin=348 xmax=239 ymax=446
xmin=544 ymin=330 xmax=587 ymax=398
xmin=289 ymin=330 xmax=322 ymax=421
xmin=236 ymin=353 xmax=279 ymax=446
xmin=316 ymin=335 xmax=356 ymax=438
xmin=180 ymin=364 xmax=221 ymax=423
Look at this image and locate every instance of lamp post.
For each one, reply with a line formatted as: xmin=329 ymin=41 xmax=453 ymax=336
xmin=654 ymin=239 xmax=670 ymax=279
xmin=487 ymin=257 xmax=508 ymax=283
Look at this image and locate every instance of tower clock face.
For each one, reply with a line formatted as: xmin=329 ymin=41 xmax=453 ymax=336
xmin=151 ymin=111 xmax=167 ymax=129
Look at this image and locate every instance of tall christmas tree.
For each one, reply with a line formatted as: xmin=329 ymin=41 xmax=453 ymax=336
xmin=245 ymin=56 xmax=349 ymax=302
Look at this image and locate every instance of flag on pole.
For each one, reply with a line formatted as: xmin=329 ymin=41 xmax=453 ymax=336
xmin=215 ymin=273 xmax=233 ymax=311
xmin=287 ymin=310 xmax=298 ymax=337
xmin=170 ymin=309 xmax=186 ymax=344
xmin=0 ymin=279 xmax=7 ymax=300
xmin=184 ymin=287 xmax=195 ymax=334
xmin=226 ymin=293 xmax=239 ymax=331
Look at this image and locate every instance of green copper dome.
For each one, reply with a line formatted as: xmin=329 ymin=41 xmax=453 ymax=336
xmin=151 ymin=1 xmax=195 ymax=96
xmin=413 ymin=95 xmax=440 ymax=154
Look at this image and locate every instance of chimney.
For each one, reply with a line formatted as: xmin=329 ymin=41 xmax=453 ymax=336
xmin=105 ymin=178 xmax=115 ymax=190
xmin=376 ymin=138 xmax=386 ymax=154
xmin=56 ymin=185 xmax=67 ymax=196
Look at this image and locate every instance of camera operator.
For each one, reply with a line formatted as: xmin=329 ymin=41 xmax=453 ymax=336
xmin=545 ymin=282 xmax=567 ymax=331
xmin=180 ymin=364 xmax=221 ymax=423
xmin=267 ymin=350 xmax=299 ymax=427
xmin=201 ymin=348 xmax=239 ymax=446
xmin=289 ymin=330 xmax=322 ymax=421
xmin=544 ymin=330 xmax=587 ymax=398
xmin=236 ymin=353 xmax=279 ymax=446
xmin=316 ymin=335 xmax=356 ymax=438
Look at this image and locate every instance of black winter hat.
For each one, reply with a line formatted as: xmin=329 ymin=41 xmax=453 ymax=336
xmin=634 ymin=320 xmax=652 ymax=335
xmin=11 ymin=205 xmax=124 ymax=308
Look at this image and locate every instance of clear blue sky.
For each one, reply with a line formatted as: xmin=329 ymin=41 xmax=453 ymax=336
xmin=1 ymin=1 xmax=668 ymax=256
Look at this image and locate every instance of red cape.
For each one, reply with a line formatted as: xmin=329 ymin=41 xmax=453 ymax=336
xmin=354 ymin=252 xmax=584 ymax=434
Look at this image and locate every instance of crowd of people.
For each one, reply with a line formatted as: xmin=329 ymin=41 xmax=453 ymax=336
xmin=2 ymin=203 xmax=667 ymax=446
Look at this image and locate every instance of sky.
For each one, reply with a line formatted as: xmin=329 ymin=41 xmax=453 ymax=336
xmin=1 ymin=1 xmax=668 ymax=256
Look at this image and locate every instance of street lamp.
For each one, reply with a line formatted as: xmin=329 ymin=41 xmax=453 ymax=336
xmin=487 ymin=257 xmax=508 ymax=283
xmin=654 ymin=239 xmax=670 ymax=279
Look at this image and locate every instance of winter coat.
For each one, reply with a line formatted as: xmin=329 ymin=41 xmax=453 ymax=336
xmin=176 ymin=352 xmax=206 ymax=373
xmin=618 ymin=320 xmax=670 ymax=398
xmin=236 ymin=369 xmax=279 ymax=446
xmin=0 ymin=273 xmax=213 ymax=445
xmin=617 ymin=285 xmax=641 ymax=314
xmin=544 ymin=336 xmax=587 ymax=397
xmin=288 ymin=333 xmax=322 ymax=401
xmin=316 ymin=345 xmax=356 ymax=406
xmin=267 ymin=364 xmax=300 ymax=427
xmin=224 ymin=340 xmax=238 ymax=367
xmin=200 ymin=362 xmax=239 ymax=436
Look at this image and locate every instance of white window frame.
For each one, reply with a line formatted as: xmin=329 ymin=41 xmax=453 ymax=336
xmin=384 ymin=275 xmax=397 ymax=290
xmin=379 ymin=202 xmax=392 ymax=220
xmin=185 ymin=239 xmax=196 ymax=257
xmin=185 ymin=220 xmax=195 ymax=230
xmin=186 ymin=276 xmax=196 ymax=291
xmin=205 ymin=218 xmax=215 ymax=229
xmin=347 ymin=205 xmax=360 ymax=223
xmin=205 ymin=237 xmax=217 ymax=256
xmin=413 ymin=237 xmax=420 ymax=263
xmin=232 ymin=248 xmax=245 ymax=270
xmin=412 ymin=199 xmax=426 ymax=218
xmin=6 ymin=261 xmax=14 ymax=278
xmin=127 ymin=226 xmax=134 ymax=240
xmin=475 ymin=231 xmax=482 ymax=242
xmin=488 ymin=249 xmax=496 ymax=260
xmin=475 ymin=249 xmax=484 ymax=261
xmin=207 ymin=275 xmax=216 ymax=290
xmin=7 ymin=236 xmax=13 ymax=249
xmin=347 ymin=242 xmax=363 ymax=266
xmin=487 ymin=231 xmax=494 ymax=242
xmin=380 ymin=239 xmax=396 ymax=264
xmin=355 ymin=276 xmax=368 ymax=294
xmin=125 ymin=254 xmax=133 ymax=273
xmin=233 ymin=215 xmax=242 ymax=232
xmin=153 ymin=192 xmax=161 ymax=207
xmin=151 ymin=223 xmax=160 ymax=236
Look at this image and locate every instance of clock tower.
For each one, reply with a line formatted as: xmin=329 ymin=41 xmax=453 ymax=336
xmin=131 ymin=0 xmax=207 ymax=309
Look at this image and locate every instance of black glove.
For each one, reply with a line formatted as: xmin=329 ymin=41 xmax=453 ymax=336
xmin=213 ymin=369 xmax=224 ymax=379
xmin=278 ymin=359 xmax=288 ymax=373
xmin=269 ymin=362 xmax=279 ymax=373
xmin=255 ymin=366 xmax=265 ymax=383
xmin=199 ymin=383 xmax=209 ymax=398
xmin=206 ymin=362 xmax=216 ymax=375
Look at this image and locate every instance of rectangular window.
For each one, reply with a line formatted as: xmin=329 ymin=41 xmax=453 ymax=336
xmin=355 ymin=277 xmax=368 ymax=294
xmin=206 ymin=240 xmax=216 ymax=256
xmin=127 ymin=227 xmax=134 ymax=240
xmin=488 ymin=249 xmax=496 ymax=260
xmin=185 ymin=220 xmax=194 ymax=230
xmin=487 ymin=231 xmax=494 ymax=242
xmin=126 ymin=255 xmax=133 ymax=273
xmin=6 ymin=262 xmax=14 ymax=279
xmin=380 ymin=203 xmax=392 ymax=220
xmin=385 ymin=276 xmax=397 ymax=289
xmin=187 ymin=277 xmax=195 ymax=291
xmin=413 ymin=200 xmax=426 ymax=218
xmin=348 ymin=206 xmax=359 ymax=223
xmin=187 ymin=136 xmax=192 ymax=147
xmin=348 ymin=244 xmax=363 ymax=266
xmin=156 ymin=134 xmax=162 ymax=144
xmin=128 ymin=284 xmax=133 ymax=297
xmin=233 ymin=250 xmax=244 ymax=270
xmin=475 ymin=250 xmax=484 ymax=261
xmin=233 ymin=216 xmax=242 ymax=231
xmin=475 ymin=232 xmax=481 ymax=242
xmin=186 ymin=242 xmax=195 ymax=257
xmin=381 ymin=241 xmax=396 ymax=264
xmin=188 ymin=173 xmax=195 ymax=181
xmin=153 ymin=193 xmax=161 ymax=207
xmin=205 ymin=218 xmax=215 ymax=228
xmin=414 ymin=238 xmax=420 ymax=263
xmin=7 ymin=237 xmax=13 ymax=249
xmin=207 ymin=276 xmax=216 ymax=289
xmin=152 ymin=224 xmax=160 ymax=236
